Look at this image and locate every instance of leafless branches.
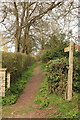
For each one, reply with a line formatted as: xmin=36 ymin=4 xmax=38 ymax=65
xmin=0 ymin=1 xmax=78 ymax=53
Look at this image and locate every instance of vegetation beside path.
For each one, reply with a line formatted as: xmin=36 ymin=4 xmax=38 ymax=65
xmin=2 ymin=63 xmax=45 ymax=118
xmin=2 ymin=62 xmax=79 ymax=118
xmin=34 ymin=63 xmax=79 ymax=118
xmin=2 ymin=63 xmax=37 ymax=106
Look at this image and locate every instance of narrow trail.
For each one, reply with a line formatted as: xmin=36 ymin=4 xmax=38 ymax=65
xmin=11 ymin=65 xmax=44 ymax=109
xmin=3 ymin=65 xmax=57 ymax=118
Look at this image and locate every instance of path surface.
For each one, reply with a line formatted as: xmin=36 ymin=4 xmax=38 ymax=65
xmin=3 ymin=66 xmax=57 ymax=118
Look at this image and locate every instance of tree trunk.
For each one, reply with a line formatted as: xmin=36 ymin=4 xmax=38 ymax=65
xmin=22 ymin=2 xmax=31 ymax=54
xmin=14 ymin=2 xmax=20 ymax=52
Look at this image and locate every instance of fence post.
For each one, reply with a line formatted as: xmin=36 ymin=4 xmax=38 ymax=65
xmin=0 ymin=68 xmax=7 ymax=97
xmin=7 ymin=72 xmax=10 ymax=88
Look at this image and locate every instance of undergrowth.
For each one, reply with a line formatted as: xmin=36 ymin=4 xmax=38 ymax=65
xmin=35 ymin=77 xmax=79 ymax=118
xmin=34 ymin=63 xmax=79 ymax=118
xmin=2 ymin=63 xmax=37 ymax=106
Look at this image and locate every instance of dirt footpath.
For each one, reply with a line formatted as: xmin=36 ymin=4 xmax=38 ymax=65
xmin=3 ymin=66 xmax=57 ymax=118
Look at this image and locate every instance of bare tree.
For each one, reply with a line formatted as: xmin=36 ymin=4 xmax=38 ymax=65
xmin=0 ymin=1 xmax=78 ymax=54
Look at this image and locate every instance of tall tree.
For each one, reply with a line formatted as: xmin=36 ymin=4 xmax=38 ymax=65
xmin=0 ymin=1 xmax=77 ymax=54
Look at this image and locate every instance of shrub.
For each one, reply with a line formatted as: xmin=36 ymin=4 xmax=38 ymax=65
xmin=2 ymin=52 xmax=35 ymax=84
xmin=46 ymin=55 xmax=80 ymax=95
xmin=2 ymin=94 xmax=18 ymax=106
xmin=42 ymin=49 xmax=68 ymax=63
xmin=73 ymin=56 xmax=80 ymax=92
xmin=46 ymin=57 xmax=68 ymax=95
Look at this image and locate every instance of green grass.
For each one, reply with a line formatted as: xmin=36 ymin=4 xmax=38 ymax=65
xmin=34 ymin=77 xmax=49 ymax=109
xmin=34 ymin=75 xmax=79 ymax=118
xmin=36 ymin=61 xmax=46 ymax=73
xmin=2 ymin=63 xmax=38 ymax=106
xmin=49 ymin=93 xmax=79 ymax=118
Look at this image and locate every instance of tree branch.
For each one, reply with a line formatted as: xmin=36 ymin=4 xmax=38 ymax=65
xmin=29 ymin=2 xmax=64 ymax=26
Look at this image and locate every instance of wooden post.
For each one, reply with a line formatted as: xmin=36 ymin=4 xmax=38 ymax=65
xmin=0 ymin=52 xmax=2 ymax=68
xmin=67 ymin=41 xmax=74 ymax=101
xmin=0 ymin=68 xmax=7 ymax=97
xmin=7 ymin=72 xmax=10 ymax=88
xmin=0 ymin=76 xmax=2 ymax=96
xmin=0 ymin=33 xmax=3 ymax=120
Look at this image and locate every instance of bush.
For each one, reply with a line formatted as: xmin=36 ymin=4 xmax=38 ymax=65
xmin=46 ymin=55 xmax=80 ymax=95
xmin=42 ymin=49 xmax=68 ymax=63
xmin=73 ymin=56 xmax=80 ymax=92
xmin=46 ymin=57 xmax=68 ymax=95
xmin=2 ymin=52 xmax=35 ymax=84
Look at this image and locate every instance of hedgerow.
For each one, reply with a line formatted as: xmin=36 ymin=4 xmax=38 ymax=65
xmin=2 ymin=64 xmax=37 ymax=105
xmin=2 ymin=52 xmax=35 ymax=84
xmin=2 ymin=52 xmax=36 ymax=105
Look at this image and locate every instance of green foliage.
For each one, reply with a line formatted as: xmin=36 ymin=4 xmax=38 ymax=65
xmin=46 ymin=57 xmax=68 ymax=95
xmin=34 ymin=75 xmax=79 ymax=118
xmin=42 ymin=48 xmax=68 ymax=63
xmin=73 ymin=53 xmax=80 ymax=93
xmin=41 ymin=33 xmax=69 ymax=63
xmin=0 ymin=96 xmax=2 ymax=105
xmin=2 ymin=52 xmax=35 ymax=84
xmin=64 ymin=108 xmax=79 ymax=118
xmin=48 ymin=93 xmax=79 ymax=118
xmin=46 ymin=56 xmax=80 ymax=95
xmin=2 ymin=64 xmax=37 ymax=106
xmin=74 ymin=50 xmax=80 ymax=57
xmin=37 ymin=61 xmax=46 ymax=72
xmin=2 ymin=94 xmax=18 ymax=106
xmin=46 ymin=33 xmax=67 ymax=50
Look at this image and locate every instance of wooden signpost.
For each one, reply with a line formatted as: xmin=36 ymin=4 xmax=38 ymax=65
xmin=64 ymin=45 xmax=70 ymax=52
xmin=64 ymin=41 xmax=74 ymax=101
